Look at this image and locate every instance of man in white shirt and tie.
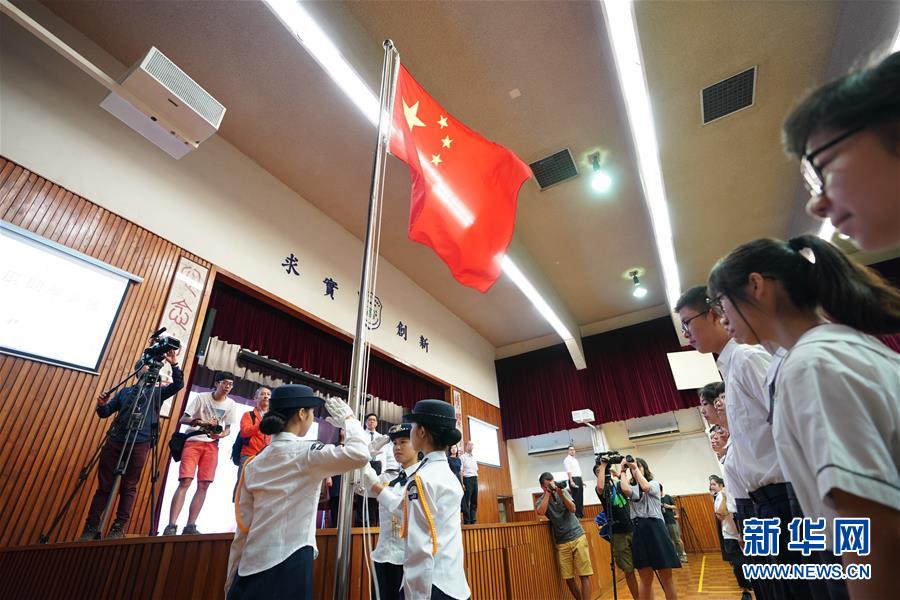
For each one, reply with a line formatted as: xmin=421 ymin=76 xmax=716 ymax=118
xmin=459 ymin=441 xmax=479 ymax=524
xmin=563 ymin=445 xmax=584 ymax=518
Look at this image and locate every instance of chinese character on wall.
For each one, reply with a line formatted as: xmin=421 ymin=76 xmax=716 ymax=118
xmin=397 ymin=321 xmax=408 ymax=341
xmin=323 ymin=277 xmax=338 ymax=299
xmin=281 ymin=253 xmax=300 ymax=276
xmin=419 ymin=335 xmax=429 ymax=353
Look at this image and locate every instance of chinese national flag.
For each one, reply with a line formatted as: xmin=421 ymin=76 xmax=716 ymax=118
xmin=389 ymin=65 xmax=532 ymax=292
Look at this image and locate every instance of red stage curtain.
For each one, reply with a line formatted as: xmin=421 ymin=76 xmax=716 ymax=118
xmin=208 ymin=283 xmax=443 ymax=409
xmin=497 ymin=318 xmax=699 ymax=439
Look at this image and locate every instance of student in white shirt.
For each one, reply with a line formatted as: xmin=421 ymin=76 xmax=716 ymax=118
xmin=677 ymin=285 xmax=816 ymax=600
xmin=225 ymin=385 xmax=369 ymax=599
xmin=459 ymin=440 xmax=479 ymax=524
xmin=564 ymin=445 xmax=584 ymax=518
xmin=398 ymin=399 xmax=470 ymax=600
xmin=709 ymin=475 xmax=753 ymax=600
xmin=708 ymin=234 xmax=900 ymax=600
xmin=362 ymin=423 xmax=420 ymax=600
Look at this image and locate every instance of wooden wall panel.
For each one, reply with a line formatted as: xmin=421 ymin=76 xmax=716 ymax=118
xmin=675 ymin=493 xmax=721 ymax=553
xmin=0 ymin=157 xmax=213 ymax=547
xmin=0 ymin=521 xmax=621 ymax=599
xmin=450 ymin=387 xmax=514 ymax=523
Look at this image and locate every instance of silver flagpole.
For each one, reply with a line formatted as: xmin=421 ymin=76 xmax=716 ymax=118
xmin=332 ymin=39 xmax=399 ymax=600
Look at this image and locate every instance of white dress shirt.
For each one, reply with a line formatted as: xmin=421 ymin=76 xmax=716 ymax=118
xmin=225 ymin=419 xmax=369 ymax=590
xmin=717 ymin=338 xmax=785 ymax=494
xmin=714 ymin=490 xmax=739 ymax=541
xmin=773 ymin=324 xmax=900 ymax=548
xmin=563 ymin=455 xmax=582 ymax=479
xmin=401 ymin=451 xmax=471 ymax=600
xmin=460 ymin=452 xmax=478 ymax=477
xmin=372 ymin=468 xmax=409 ymax=566
xmin=721 ymin=438 xmax=750 ymax=499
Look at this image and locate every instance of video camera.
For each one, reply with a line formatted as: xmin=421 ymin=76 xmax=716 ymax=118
xmin=595 ymin=450 xmax=634 ymax=466
xmin=140 ymin=327 xmax=181 ymax=366
xmin=198 ymin=423 xmax=224 ymax=435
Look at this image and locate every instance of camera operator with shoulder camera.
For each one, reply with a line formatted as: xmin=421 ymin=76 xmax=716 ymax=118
xmin=162 ymin=370 xmax=237 ymax=536
xmin=595 ymin=454 xmax=639 ymax=600
xmin=536 ymin=472 xmax=593 ymax=600
xmin=79 ymin=348 xmax=183 ymax=540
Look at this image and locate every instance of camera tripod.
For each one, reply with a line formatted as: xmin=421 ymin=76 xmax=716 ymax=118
xmin=39 ymin=358 xmax=165 ymax=543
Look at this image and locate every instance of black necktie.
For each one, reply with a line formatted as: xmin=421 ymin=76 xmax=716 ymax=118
xmin=389 ymin=470 xmax=408 ymax=487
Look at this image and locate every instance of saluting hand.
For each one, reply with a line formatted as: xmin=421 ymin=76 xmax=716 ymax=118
xmin=324 ymin=397 xmax=354 ymax=428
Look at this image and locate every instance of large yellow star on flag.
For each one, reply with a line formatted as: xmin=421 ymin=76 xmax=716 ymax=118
xmin=403 ymin=99 xmax=426 ymax=132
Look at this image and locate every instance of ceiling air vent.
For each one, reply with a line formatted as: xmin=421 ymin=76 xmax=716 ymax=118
xmin=530 ymin=148 xmax=578 ymax=190
xmin=701 ymin=66 xmax=757 ymax=125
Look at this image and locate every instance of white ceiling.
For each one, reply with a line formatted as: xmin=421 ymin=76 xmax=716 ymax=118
xmin=29 ymin=0 xmax=896 ymax=356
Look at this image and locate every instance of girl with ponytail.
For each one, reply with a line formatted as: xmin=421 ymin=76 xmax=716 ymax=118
xmin=707 ymin=235 xmax=899 ymax=599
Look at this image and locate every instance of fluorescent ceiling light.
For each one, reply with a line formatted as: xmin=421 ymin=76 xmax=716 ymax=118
xmin=601 ymin=0 xmax=682 ymax=311
xmin=263 ymin=0 xmax=379 ymax=126
xmin=266 ymin=0 xmax=570 ymax=346
xmin=892 ymin=22 xmax=900 ymax=52
xmin=500 ymin=255 xmax=574 ymax=341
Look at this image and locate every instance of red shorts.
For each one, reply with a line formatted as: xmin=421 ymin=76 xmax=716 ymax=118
xmin=179 ymin=441 xmax=218 ymax=482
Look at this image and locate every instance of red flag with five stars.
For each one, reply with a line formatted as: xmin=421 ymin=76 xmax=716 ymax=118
xmin=389 ymin=65 xmax=532 ymax=292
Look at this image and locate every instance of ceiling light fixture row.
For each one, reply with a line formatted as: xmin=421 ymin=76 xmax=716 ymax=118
xmin=624 ymin=267 xmax=648 ymax=299
xmin=601 ymin=0 xmax=682 ymax=311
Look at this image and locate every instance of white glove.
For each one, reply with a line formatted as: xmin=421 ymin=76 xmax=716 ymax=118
xmin=369 ymin=435 xmax=391 ymax=458
xmin=362 ymin=463 xmax=380 ymax=491
xmin=324 ymin=397 xmax=353 ymax=428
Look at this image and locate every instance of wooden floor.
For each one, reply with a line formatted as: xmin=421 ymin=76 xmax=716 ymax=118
xmin=598 ymin=553 xmax=747 ymax=600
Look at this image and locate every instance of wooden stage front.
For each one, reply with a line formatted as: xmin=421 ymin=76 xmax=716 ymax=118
xmin=0 ymin=520 xmax=622 ymax=600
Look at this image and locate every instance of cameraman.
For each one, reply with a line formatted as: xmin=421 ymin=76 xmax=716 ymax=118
xmin=163 ymin=371 xmax=236 ymax=536
xmin=594 ymin=459 xmax=639 ymax=600
xmin=535 ymin=472 xmax=593 ymax=600
xmin=79 ymin=349 xmax=183 ymax=540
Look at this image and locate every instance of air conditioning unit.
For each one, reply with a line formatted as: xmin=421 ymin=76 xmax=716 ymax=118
xmin=625 ymin=412 xmax=680 ymax=441
xmin=100 ymin=47 xmax=226 ymax=159
xmin=526 ymin=430 xmax=573 ymax=456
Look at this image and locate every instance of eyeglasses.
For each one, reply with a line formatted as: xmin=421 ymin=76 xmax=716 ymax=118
xmin=680 ymin=310 xmax=709 ymax=334
xmin=800 ymin=126 xmax=864 ymax=196
xmin=707 ymin=294 xmax=725 ymax=314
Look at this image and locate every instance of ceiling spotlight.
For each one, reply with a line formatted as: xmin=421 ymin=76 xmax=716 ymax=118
xmin=629 ymin=269 xmax=648 ymax=298
xmin=589 ymin=152 xmax=612 ymax=194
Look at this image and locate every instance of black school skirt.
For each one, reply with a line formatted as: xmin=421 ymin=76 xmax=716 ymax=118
xmin=632 ymin=517 xmax=682 ymax=571
xmin=227 ymin=545 xmax=314 ymax=600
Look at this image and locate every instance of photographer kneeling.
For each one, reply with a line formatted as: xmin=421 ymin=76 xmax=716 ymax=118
xmin=536 ymin=473 xmax=593 ymax=600
xmin=79 ymin=349 xmax=183 ymax=540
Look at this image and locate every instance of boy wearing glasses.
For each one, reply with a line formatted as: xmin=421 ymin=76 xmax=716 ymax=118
xmin=783 ymin=51 xmax=899 ymax=251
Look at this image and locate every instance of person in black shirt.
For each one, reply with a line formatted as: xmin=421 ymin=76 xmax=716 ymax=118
xmin=594 ymin=462 xmax=638 ymax=599
xmin=79 ymin=351 xmax=183 ymax=540
xmin=660 ymin=485 xmax=688 ymax=563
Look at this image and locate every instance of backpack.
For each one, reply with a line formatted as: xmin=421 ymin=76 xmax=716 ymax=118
xmin=230 ymin=411 xmax=258 ymax=466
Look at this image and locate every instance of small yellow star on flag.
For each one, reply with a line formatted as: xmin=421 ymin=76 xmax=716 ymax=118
xmin=437 ymin=115 xmax=448 ymax=129
xmin=430 ymin=154 xmax=443 ymax=166
xmin=441 ymin=136 xmax=453 ymax=149
xmin=403 ymin=99 xmax=426 ymax=131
